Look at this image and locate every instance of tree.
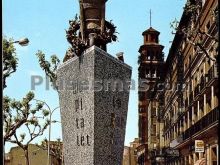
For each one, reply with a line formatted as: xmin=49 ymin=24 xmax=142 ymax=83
xmin=36 ymin=50 xmax=60 ymax=90
xmin=4 ymin=92 xmax=41 ymax=142
xmin=170 ymin=0 xmax=218 ymax=61
xmin=3 ymin=91 xmax=52 ymax=165
xmin=3 ymin=37 xmax=18 ymax=89
xmin=3 ymin=37 xmax=59 ymax=165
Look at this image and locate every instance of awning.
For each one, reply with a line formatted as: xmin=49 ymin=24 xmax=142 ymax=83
xmin=194 ymin=158 xmax=206 ymax=165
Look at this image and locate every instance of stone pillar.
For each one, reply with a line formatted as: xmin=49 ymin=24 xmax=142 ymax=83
xmin=193 ymin=153 xmax=196 ymax=164
xmin=197 ymin=101 xmax=200 ymax=120
xmin=206 ymin=146 xmax=210 ymax=165
xmin=192 ymin=106 xmax=194 ymax=124
xmin=189 ymin=155 xmax=192 ymax=165
xmin=211 ymin=86 xmax=214 ymax=110
xmin=187 ymin=111 xmax=190 ymax=129
xmin=183 ymin=116 xmax=185 ymax=131
xmin=204 ymin=94 xmax=207 ymax=115
xmin=173 ymin=125 xmax=176 ymax=139
xmin=57 ymin=46 xmax=132 ymax=165
xmin=185 ymin=156 xmax=188 ymax=165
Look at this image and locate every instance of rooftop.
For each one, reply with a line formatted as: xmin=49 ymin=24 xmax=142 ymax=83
xmin=142 ymin=27 xmax=160 ymax=35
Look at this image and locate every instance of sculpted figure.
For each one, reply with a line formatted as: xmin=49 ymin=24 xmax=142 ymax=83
xmin=63 ymin=0 xmax=117 ymax=61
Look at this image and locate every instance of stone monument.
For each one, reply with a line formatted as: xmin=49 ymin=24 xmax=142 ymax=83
xmin=57 ymin=1 xmax=132 ymax=165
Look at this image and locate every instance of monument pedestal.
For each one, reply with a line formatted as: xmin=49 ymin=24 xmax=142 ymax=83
xmin=57 ymin=46 xmax=132 ymax=165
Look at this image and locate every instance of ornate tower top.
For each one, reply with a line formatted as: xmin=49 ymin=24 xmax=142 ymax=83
xmin=142 ymin=27 xmax=160 ymax=44
xmin=138 ymin=26 xmax=164 ymax=58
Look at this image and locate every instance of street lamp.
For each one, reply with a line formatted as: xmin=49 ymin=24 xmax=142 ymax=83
xmin=32 ymin=99 xmax=60 ymax=165
xmin=13 ymin=38 xmax=29 ymax=46
xmin=47 ymin=107 xmax=60 ymax=165
xmin=3 ymin=37 xmax=30 ymax=90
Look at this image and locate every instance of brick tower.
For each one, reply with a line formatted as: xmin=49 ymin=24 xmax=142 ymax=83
xmin=137 ymin=26 xmax=165 ymax=165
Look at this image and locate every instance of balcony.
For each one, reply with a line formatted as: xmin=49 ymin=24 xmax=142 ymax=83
xmin=200 ymin=64 xmax=218 ymax=92
xmin=185 ymin=98 xmax=188 ymax=108
xmin=206 ymin=64 xmax=218 ymax=84
xmin=164 ymin=121 xmax=171 ymax=132
xmin=194 ymin=84 xmax=200 ymax=98
xmin=189 ymin=91 xmax=194 ymax=104
xmin=200 ymin=75 xmax=206 ymax=91
xmin=182 ymin=107 xmax=219 ymax=140
xmin=177 ymin=108 xmax=185 ymax=118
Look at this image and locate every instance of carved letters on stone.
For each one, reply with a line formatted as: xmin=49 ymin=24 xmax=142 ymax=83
xmin=75 ymin=97 xmax=91 ymax=147
xmin=76 ymin=118 xmax=85 ymax=129
xmin=75 ymin=99 xmax=79 ymax=111
xmin=77 ymin=135 xmax=91 ymax=146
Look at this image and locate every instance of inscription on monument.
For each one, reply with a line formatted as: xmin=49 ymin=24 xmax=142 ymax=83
xmin=76 ymin=118 xmax=84 ymax=129
xmin=58 ymin=46 xmax=132 ymax=165
xmin=77 ymin=135 xmax=91 ymax=146
xmin=75 ymin=97 xmax=91 ymax=146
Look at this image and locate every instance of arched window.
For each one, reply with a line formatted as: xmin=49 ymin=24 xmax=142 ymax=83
xmin=152 ymin=69 xmax=157 ymax=78
xmin=146 ymin=69 xmax=150 ymax=78
xmin=147 ymin=50 xmax=151 ymax=60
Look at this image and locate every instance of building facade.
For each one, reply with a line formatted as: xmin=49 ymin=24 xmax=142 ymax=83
xmin=5 ymin=143 xmax=63 ymax=165
xmin=162 ymin=0 xmax=218 ymax=164
xmin=138 ymin=0 xmax=218 ymax=164
xmin=122 ymin=138 xmax=140 ymax=165
xmin=123 ymin=146 xmax=131 ymax=165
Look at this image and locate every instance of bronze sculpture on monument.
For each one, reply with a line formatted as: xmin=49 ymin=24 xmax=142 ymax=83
xmin=64 ymin=0 xmax=118 ymax=62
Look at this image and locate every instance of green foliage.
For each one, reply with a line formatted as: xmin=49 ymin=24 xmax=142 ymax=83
xmin=3 ymin=96 xmax=11 ymax=113
xmin=3 ymin=91 xmax=49 ymax=143
xmin=3 ymin=93 xmax=53 ymax=165
xmin=20 ymin=133 xmax=26 ymax=141
xmin=36 ymin=50 xmax=60 ymax=89
xmin=170 ymin=18 xmax=179 ymax=33
xmin=184 ymin=0 xmax=200 ymax=17
xmin=42 ymin=109 xmax=50 ymax=116
xmin=26 ymin=91 xmax=35 ymax=101
xmin=3 ymin=37 xmax=18 ymax=89
xmin=10 ymin=100 xmax=22 ymax=109
xmin=36 ymin=102 xmax=44 ymax=110
xmin=42 ymin=121 xmax=50 ymax=130
xmin=30 ymin=109 xmax=37 ymax=115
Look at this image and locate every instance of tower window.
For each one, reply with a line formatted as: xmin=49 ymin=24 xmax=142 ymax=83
xmin=153 ymin=69 xmax=157 ymax=78
xmin=156 ymin=37 xmax=158 ymax=43
xmin=152 ymin=51 xmax=156 ymax=60
xmin=147 ymin=50 xmax=151 ymax=60
xmin=146 ymin=69 xmax=150 ymax=78
xmin=145 ymin=35 xmax=149 ymax=42
xmin=151 ymin=35 xmax=155 ymax=42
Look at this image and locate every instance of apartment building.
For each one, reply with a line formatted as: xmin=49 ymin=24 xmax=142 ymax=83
xmin=138 ymin=0 xmax=218 ymax=164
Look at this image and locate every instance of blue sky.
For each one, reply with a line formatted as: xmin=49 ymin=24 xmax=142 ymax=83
xmin=3 ymin=0 xmax=186 ymax=152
